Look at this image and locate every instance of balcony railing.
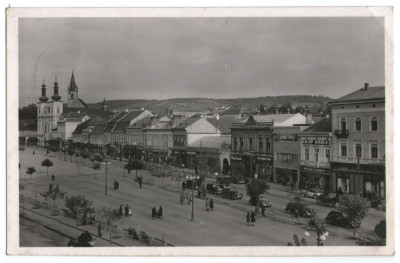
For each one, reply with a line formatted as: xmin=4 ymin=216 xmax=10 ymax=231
xmin=333 ymin=129 xmax=349 ymax=138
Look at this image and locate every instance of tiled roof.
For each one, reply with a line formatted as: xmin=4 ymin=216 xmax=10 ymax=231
xmin=332 ymin=86 xmax=385 ymax=103
xmin=73 ymin=118 xmax=105 ymax=135
xmin=302 ymin=118 xmax=332 ymax=133
xmin=62 ymin=108 xmax=113 ymax=119
xmin=127 ymin=116 xmax=152 ymax=129
xmin=91 ymin=118 xmax=110 ymax=134
xmin=217 ymin=116 xmax=243 ymax=134
xmin=242 ymin=113 xmax=300 ymax=124
xmin=174 ymin=116 xmax=202 ymax=129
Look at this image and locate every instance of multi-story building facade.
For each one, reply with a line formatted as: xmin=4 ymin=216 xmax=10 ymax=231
xmin=329 ymin=83 xmax=385 ymax=197
xmin=298 ymin=118 xmax=332 ymax=192
xmin=143 ymin=119 xmax=174 ymax=163
xmin=274 ymin=125 xmax=308 ymax=186
xmin=230 ymin=113 xmax=307 ymax=181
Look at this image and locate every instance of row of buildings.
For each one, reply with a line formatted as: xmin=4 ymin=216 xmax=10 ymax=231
xmin=20 ymin=72 xmax=385 ymax=197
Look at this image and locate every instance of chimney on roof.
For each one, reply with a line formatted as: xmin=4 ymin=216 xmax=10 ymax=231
xmin=306 ymin=114 xmax=313 ymax=124
xmin=364 ymin=83 xmax=369 ymax=90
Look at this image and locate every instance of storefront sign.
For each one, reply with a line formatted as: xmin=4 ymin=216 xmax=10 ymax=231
xmin=300 ymin=166 xmax=329 ymax=174
xmin=230 ymin=156 xmax=242 ymax=161
xmin=302 ymin=138 xmax=329 ymax=145
xmin=257 ymin=157 xmax=271 ymax=161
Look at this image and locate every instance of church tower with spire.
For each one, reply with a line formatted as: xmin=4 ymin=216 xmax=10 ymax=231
xmin=67 ymin=71 xmax=87 ymax=108
xmin=37 ymin=77 xmax=64 ymax=145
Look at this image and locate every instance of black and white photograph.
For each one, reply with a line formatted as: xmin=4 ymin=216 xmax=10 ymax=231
xmin=6 ymin=6 xmax=395 ymax=257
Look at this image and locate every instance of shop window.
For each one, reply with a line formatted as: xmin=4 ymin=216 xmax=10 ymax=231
xmin=355 ymin=118 xmax=361 ymax=131
xmin=371 ymin=117 xmax=378 ymax=131
xmin=371 ymin=144 xmax=378 ymax=159
xmin=341 ymin=143 xmax=347 ymax=157
xmin=315 ymin=148 xmax=319 ymax=162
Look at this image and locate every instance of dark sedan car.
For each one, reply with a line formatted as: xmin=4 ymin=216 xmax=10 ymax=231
xmin=222 ymin=187 xmax=243 ymax=200
xmin=325 ymin=211 xmax=361 ymax=229
xmin=232 ymin=176 xmax=249 ymax=184
xmin=285 ymin=202 xmax=316 ymax=217
xmin=206 ymin=183 xmax=223 ymax=195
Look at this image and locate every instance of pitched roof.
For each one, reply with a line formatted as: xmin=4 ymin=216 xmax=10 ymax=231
xmin=127 ymin=116 xmax=152 ymax=129
xmin=242 ymin=114 xmax=300 ymax=124
xmin=302 ymin=118 xmax=332 ymax=133
xmin=174 ymin=116 xmax=202 ymax=129
xmin=332 ymin=86 xmax=385 ymax=103
xmin=72 ymin=118 xmax=103 ymax=135
xmin=68 ymin=71 xmax=78 ymax=91
xmin=217 ymin=116 xmax=243 ymax=134
xmin=189 ymin=136 xmax=231 ymax=149
xmin=62 ymin=108 xmax=113 ymax=119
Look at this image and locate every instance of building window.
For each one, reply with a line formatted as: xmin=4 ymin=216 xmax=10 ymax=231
xmin=371 ymin=144 xmax=378 ymax=158
xmin=355 ymin=118 xmax=361 ymax=131
xmin=315 ymin=148 xmax=319 ymax=162
xmin=305 ymin=148 xmax=309 ymax=161
xmin=371 ymin=117 xmax=378 ymax=131
xmin=249 ymin=137 xmax=254 ymax=151
xmin=341 ymin=143 xmax=347 ymax=157
xmin=341 ymin=118 xmax=347 ymax=131
xmin=292 ymin=154 xmax=298 ymax=162
xmin=266 ymin=138 xmax=271 ymax=153
xmin=258 ymin=138 xmax=263 ymax=153
xmin=233 ymin=138 xmax=237 ymax=151
xmin=355 ymin=143 xmax=362 ymax=158
xmin=240 ymin=138 xmax=244 ymax=150
xmin=325 ymin=149 xmax=330 ymax=159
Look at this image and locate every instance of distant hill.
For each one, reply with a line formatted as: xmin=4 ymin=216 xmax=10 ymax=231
xmin=87 ymin=95 xmax=333 ymax=116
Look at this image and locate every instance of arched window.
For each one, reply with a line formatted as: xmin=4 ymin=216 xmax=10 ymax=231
xmin=371 ymin=117 xmax=378 ymax=131
xmin=341 ymin=118 xmax=347 ymax=131
xmin=355 ymin=118 xmax=361 ymax=131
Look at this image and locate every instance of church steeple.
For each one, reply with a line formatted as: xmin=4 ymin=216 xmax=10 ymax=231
xmin=102 ymin=97 xmax=108 ymax=111
xmin=51 ymin=76 xmax=61 ymax=101
xmin=39 ymin=78 xmax=49 ymax=102
xmin=68 ymin=71 xmax=78 ymax=92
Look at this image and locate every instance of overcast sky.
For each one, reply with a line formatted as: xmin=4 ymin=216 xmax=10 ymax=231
xmin=19 ymin=17 xmax=384 ymax=107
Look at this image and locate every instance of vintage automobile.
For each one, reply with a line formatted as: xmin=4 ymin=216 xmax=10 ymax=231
xmin=232 ymin=176 xmax=249 ymax=184
xmin=216 ymin=176 xmax=233 ymax=185
xmin=301 ymin=188 xmax=323 ymax=199
xmin=222 ymin=187 xmax=243 ymax=200
xmin=258 ymin=197 xmax=272 ymax=208
xmin=185 ymin=179 xmax=200 ymax=190
xmin=67 ymin=231 xmax=95 ymax=247
xmin=325 ymin=211 xmax=361 ymax=229
xmin=285 ymin=202 xmax=316 ymax=217
xmin=206 ymin=183 xmax=223 ymax=195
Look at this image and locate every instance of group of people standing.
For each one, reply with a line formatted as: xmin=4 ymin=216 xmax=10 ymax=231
xmin=119 ymin=204 xmax=132 ymax=216
xmin=152 ymin=206 xmax=163 ymax=219
xmin=246 ymin=211 xmax=256 ymax=226
xmin=205 ymin=198 xmax=214 ymax=211
xmin=114 ymin=180 xmax=120 ymax=190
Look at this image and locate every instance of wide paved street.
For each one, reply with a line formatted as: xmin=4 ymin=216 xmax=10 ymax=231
xmin=18 ymin=147 xmax=384 ymax=246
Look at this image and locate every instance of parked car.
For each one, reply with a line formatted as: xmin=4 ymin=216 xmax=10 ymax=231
xmin=186 ymin=179 xmax=200 ymax=190
xmin=258 ymin=196 xmax=272 ymax=207
xmin=206 ymin=183 xmax=223 ymax=195
xmin=67 ymin=231 xmax=95 ymax=247
xmin=302 ymin=188 xmax=323 ymax=199
xmin=222 ymin=187 xmax=243 ymax=200
xmin=316 ymin=194 xmax=338 ymax=207
xmin=216 ymin=176 xmax=233 ymax=185
xmin=325 ymin=211 xmax=361 ymax=229
xmin=285 ymin=202 xmax=316 ymax=217
xmin=232 ymin=176 xmax=249 ymax=184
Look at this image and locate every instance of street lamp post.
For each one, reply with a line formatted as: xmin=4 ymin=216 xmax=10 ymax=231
xmin=187 ymin=174 xmax=200 ymax=222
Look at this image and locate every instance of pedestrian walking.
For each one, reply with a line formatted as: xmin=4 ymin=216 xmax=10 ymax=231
xmin=205 ymin=198 xmax=210 ymax=211
xmin=125 ymin=204 xmax=129 ymax=216
xmin=246 ymin=212 xmax=251 ymax=226
xmin=261 ymin=206 xmax=266 ymax=218
xmin=98 ymin=223 xmax=102 ymax=237
xmin=210 ymin=198 xmax=214 ymax=211
xmin=182 ymin=181 xmax=186 ymax=190
xmin=251 ymin=211 xmax=256 ymax=226
xmin=51 ymin=174 xmax=55 ymax=181
xmin=180 ymin=191 xmax=184 ymax=204
xmin=33 ymin=150 xmax=35 ymax=155
xmin=152 ymin=207 xmax=157 ymax=218
xmin=119 ymin=204 xmax=123 ymax=216
xmin=159 ymin=206 xmax=163 ymax=218
xmin=138 ymin=177 xmax=143 ymax=188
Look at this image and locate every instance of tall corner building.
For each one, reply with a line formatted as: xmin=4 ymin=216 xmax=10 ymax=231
xmin=329 ymin=83 xmax=385 ymax=197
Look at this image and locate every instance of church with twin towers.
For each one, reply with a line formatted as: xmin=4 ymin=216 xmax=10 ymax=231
xmin=36 ymin=71 xmax=109 ymax=146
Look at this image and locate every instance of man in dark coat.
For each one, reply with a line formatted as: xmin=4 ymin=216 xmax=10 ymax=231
xmin=246 ymin=212 xmax=251 ymax=226
xmin=138 ymin=177 xmax=143 ymax=188
xmin=125 ymin=204 xmax=129 ymax=216
xmin=158 ymin=206 xmax=163 ymax=218
xmin=251 ymin=211 xmax=256 ymax=226
xmin=210 ymin=198 xmax=214 ymax=211
xmin=119 ymin=205 xmax=123 ymax=216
